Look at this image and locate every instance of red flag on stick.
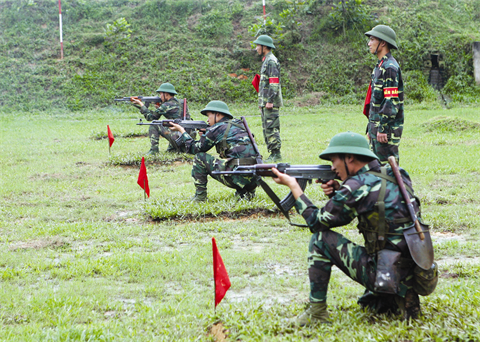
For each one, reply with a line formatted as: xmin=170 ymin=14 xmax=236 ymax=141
xmin=363 ymin=82 xmax=372 ymax=118
xmin=212 ymin=237 xmax=231 ymax=308
xmin=137 ymin=157 xmax=150 ymax=198
xmin=107 ymin=125 xmax=115 ymax=147
xmin=252 ymin=73 xmax=260 ymax=93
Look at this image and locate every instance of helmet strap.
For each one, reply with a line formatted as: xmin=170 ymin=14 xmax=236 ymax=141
xmin=344 ymin=159 xmax=350 ymax=178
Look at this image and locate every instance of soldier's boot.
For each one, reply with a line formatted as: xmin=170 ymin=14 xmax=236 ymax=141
xmin=147 ymin=137 xmax=160 ymax=155
xmin=146 ymin=146 xmax=159 ymax=155
xmin=265 ymin=149 xmax=282 ymax=163
xmin=235 ymin=188 xmax=256 ymax=201
xmin=294 ymin=302 xmax=330 ymax=327
xmin=395 ymin=289 xmax=421 ymax=320
xmin=191 ymin=185 xmax=208 ymax=202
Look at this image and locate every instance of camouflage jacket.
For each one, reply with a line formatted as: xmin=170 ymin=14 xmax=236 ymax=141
xmin=179 ymin=117 xmax=257 ymax=160
xmin=295 ymin=160 xmax=420 ymax=256
xmin=140 ymin=97 xmax=181 ymax=121
xmin=368 ymin=52 xmax=404 ymax=139
xmin=258 ymin=52 xmax=283 ymax=108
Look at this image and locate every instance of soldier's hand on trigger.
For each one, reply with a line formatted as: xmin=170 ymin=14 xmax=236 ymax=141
xmin=130 ymin=96 xmax=144 ymax=107
xmin=320 ymin=179 xmax=340 ymax=197
xmin=169 ymin=122 xmax=186 ymax=134
xmin=198 ymin=129 xmax=206 ymax=137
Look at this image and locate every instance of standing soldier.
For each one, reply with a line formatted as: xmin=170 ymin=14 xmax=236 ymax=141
xmin=170 ymin=101 xmax=258 ymax=202
xmin=364 ymin=25 xmax=404 ymax=164
xmin=131 ymin=83 xmax=184 ymax=154
xmin=272 ymin=132 xmax=437 ymax=326
xmin=254 ymin=35 xmax=283 ymax=162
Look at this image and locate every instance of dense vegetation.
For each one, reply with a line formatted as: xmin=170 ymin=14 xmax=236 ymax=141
xmin=1 ymin=0 xmax=479 ymax=112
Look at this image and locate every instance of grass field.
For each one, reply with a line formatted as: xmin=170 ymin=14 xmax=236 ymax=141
xmin=1 ymin=103 xmax=479 ymax=341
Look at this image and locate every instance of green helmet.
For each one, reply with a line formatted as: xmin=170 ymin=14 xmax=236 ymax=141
xmin=319 ymin=131 xmax=378 ymax=161
xmin=365 ymin=25 xmax=398 ymax=49
xmin=200 ymin=100 xmax=233 ymax=119
xmin=156 ymin=83 xmax=177 ymax=94
xmin=253 ymin=35 xmax=275 ymax=49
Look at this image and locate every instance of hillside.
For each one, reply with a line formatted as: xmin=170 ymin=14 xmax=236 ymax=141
xmin=1 ymin=0 xmax=479 ymax=112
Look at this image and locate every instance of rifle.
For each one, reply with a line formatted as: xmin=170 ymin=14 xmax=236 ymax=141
xmin=136 ymin=119 xmax=209 ymax=130
xmin=213 ymin=162 xmax=338 ymax=227
xmin=114 ymin=96 xmax=162 ymax=108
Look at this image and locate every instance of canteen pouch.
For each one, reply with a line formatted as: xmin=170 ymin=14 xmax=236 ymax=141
xmin=374 ymin=249 xmax=402 ymax=294
xmin=413 ymin=262 xmax=438 ymax=296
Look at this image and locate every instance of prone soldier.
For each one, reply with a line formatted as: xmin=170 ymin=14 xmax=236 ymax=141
xmin=272 ymin=132 xmax=437 ymax=326
xmin=169 ymin=101 xmax=259 ymax=202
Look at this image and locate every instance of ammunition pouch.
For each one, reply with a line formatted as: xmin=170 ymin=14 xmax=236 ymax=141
xmin=374 ymin=249 xmax=402 ymax=294
xmin=413 ymin=262 xmax=438 ymax=296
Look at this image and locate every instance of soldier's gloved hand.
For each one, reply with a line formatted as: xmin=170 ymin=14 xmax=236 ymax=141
xmin=320 ymin=180 xmax=340 ymax=197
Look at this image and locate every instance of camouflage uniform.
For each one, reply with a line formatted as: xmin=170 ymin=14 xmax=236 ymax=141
xmin=140 ymin=98 xmax=182 ymax=152
xmin=367 ymin=52 xmax=404 ymax=164
xmin=177 ymin=117 xmax=258 ymax=196
xmin=258 ymin=51 xmax=283 ymax=153
xmin=294 ymin=159 xmax=420 ymax=315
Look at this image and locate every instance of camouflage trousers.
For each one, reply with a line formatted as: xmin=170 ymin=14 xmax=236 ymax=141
xmin=260 ymin=107 xmax=281 ymax=152
xmin=308 ymin=229 xmax=413 ymax=303
xmin=369 ymin=136 xmax=400 ymax=165
xmin=149 ymin=124 xmax=183 ymax=152
xmin=192 ymin=152 xmax=258 ymax=193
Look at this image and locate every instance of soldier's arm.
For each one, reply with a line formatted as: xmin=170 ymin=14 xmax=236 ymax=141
xmin=141 ymin=103 xmax=167 ymax=121
xmin=295 ymin=179 xmax=370 ymax=233
xmin=181 ymin=126 xmax=218 ymax=155
xmin=377 ymin=67 xmax=402 ymax=134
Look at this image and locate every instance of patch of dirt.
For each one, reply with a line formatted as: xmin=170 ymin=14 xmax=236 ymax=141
xmin=9 ymin=238 xmax=68 ymax=251
xmin=207 ymin=322 xmax=229 ymax=342
xmin=440 ymin=272 xmax=458 ymax=279
xmin=290 ymin=92 xmax=327 ymax=107
xmin=431 ymin=231 xmax=465 ymax=243
xmin=150 ymin=208 xmax=283 ymax=223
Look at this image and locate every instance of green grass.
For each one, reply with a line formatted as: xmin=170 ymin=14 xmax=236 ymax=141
xmin=1 ymin=104 xmax=480 ymax=341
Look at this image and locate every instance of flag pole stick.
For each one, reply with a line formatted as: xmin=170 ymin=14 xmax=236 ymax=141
xmin=263 ymin=0 xmax=266 ymax=26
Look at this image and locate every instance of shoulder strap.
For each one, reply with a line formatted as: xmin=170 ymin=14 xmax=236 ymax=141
xmin=376 ymin=167 xmax=387 ymax=250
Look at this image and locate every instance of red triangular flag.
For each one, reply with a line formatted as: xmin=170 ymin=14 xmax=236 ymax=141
xmin=252 ymin=73 xmax=260 ymax=93
xmin=212 ymin=237 xmax=231 ymax=307
xmin=363 ymin=81 xmax=372 ymax=118
xmin=107 ymin=125 xmax=115 ymax=147
xmin=137 ymin=157 xmax=150 ymax=198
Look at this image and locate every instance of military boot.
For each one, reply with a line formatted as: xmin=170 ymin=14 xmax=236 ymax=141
xmin=146 ymin=146 xmax=159 ymax=155
xmin=395 ymin=289 xmax=421 ymax=320
xmin=294 ymin=302 xmax=330 ymax=327
xmin=265 ymin=149 xmax=282 ymax=163
xmin=191 ymin=185 xmax=208 ymax=202
xmin=235 ymin=188 xmax=256 ymax=201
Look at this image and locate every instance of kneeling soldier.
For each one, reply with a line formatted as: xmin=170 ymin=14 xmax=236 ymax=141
xmin=170 ymin=101 xmax=258 ymax=202
xmin=272 ymin=132 xmax=436 ymax=326
xmin=131 ymin=83 xmax=184 ymax=154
